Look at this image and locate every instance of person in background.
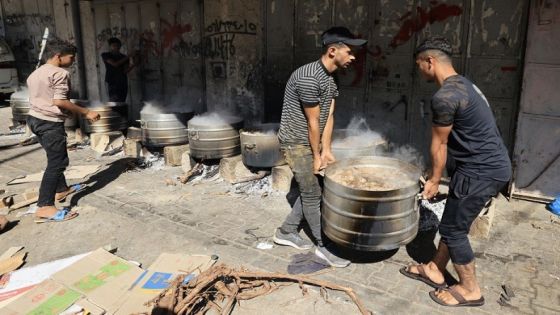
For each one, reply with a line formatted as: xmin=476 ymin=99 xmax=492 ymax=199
xmin=101 ymin=37 xmax=135 ymax=102
xmin=27 ymin=39 xmax=100 ymax=223
xmin=273 ymin=27 xmax=367 ymax=268
xmin=400 ymin=37 xmax=511 ymax=307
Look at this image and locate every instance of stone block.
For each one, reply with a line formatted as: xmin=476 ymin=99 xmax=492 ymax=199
xmin=469 ymin=196 xmax=497 ymax=239
xmin=181 ymin=150 xmax=196 ymax=173
xmin=164 ymin=144 xmax=190 ymax=166
xmin=124 ymin=138 xmax=142 ymax=158
xmin=74 ymin=128 xmax=85 ymax=142
xmin=127 ymin=127 xmax=142 ymax=140
xmin=271 ymin=164 xmax=293 ymax=193
xmin=219 ymin=155 xmax=255 ymax=184
xmin=90 ymin=131 xmax=124 ymax=153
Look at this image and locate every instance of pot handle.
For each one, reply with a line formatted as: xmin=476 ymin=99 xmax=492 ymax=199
xmin=189 ymin=130 xmax=199 ymax=140
xmin=415 ymin=193 xmax=422 ymax=212
xmin=244 ymin=143 xmax=256 ymax=150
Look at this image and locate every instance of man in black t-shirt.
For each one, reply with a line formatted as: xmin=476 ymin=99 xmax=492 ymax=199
xmin=399 ymin=37 xmax=511 ymax=307
xmin=101 ymin=38 xmax=135 ymax=102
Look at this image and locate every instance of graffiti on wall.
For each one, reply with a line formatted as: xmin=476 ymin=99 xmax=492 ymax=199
xmin=344 ymin=1 xmax=463 ymax=87
xmin=4 ymin=14 xmax=54 ymax=27
xmin=95 ymin=17 xmax=257 ymax=60
xmin=172 ymin=19 xmax=257 ymax=60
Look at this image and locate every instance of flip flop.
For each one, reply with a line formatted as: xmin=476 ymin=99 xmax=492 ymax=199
xmin=34 ymin=208 xmax=79 ymax=223
xmin=399 ymin=265 xmax=446 ymax=289
xmin=429 ymin=287 xmax=485 ymax=307
xmin=56 ymin=184 xmax=86 ymax=202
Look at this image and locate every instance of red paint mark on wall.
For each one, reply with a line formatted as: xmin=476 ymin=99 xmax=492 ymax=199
xmin=500 ymin=66 xmax=517 ymax=72
xmin=161 ymin=13 xmax=192 ymax=53
xmin=347 ymin=1 xmax=462 ymax=87
xmin=390 ymin=2 xmax=463 ymax=49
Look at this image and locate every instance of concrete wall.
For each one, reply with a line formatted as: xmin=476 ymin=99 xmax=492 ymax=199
xmin=0 ymin=0 xmax=528 ymax=159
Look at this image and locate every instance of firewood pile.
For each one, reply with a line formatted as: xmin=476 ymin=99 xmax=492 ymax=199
xmin=141 ymin=263 xmax=372 ymax=315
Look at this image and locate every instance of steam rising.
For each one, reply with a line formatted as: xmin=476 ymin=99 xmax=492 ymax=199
xmin=140 ymin=89 xmax=196 ymax=114
xmin=332 ymin=117 xmax=385 ymax=148
xmin=189 ymin=111 xmax=242 ymax=126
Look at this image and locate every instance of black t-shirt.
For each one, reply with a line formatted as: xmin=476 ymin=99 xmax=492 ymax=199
xmin=431 ymin=75 xmax=511 ymax=181
xmin=101 ymin=52 xmax=128 ymax=85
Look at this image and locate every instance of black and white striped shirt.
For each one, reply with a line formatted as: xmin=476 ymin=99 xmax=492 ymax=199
xmin=278 ymin=60 xmax=339 ymax=145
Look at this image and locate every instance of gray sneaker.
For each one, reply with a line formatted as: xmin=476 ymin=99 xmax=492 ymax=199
xmin=273 ymin=229 xmax=313 ymax=250
xmin=315 ymin=245 xmax=351 ymax=268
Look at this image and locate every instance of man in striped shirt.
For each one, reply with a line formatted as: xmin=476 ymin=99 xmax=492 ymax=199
xmin=273 ymin=27 xmax=367 ymax=268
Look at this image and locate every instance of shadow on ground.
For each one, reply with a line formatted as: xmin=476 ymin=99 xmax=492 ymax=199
xmin=69 ymin=157 xmax=135 ymax=207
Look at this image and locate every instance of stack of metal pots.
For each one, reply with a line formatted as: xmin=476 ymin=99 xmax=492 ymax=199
xmin=79 ymin=102 xmax=128 ymax=133
xmin=140 ymin=111 xmax=194 ymax=147
xmin=240 ymin=123 xmax=285 ymax=168
xmin=9 ymin=88 xmax=30 ymax=123
xmin=322 ymin=156 xmax=421 ymax=251
xmin=188 ymin=114 xmax=244 ymax=159
xmin=331 ymin=129 xmax=387 ymax=160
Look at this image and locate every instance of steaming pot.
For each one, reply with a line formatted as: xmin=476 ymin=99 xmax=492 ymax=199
xmin=188 ymin=117 xmax=244 ymax=159
xmin=9 ymin=89 xmax=30 ymax=123
xmin=80 ymin=102 xmax=128 ymax=133
xmin=140 ymin=112 xmax=194 ymax=147
xmin=322 ymin=156 xmax=421 ymax=251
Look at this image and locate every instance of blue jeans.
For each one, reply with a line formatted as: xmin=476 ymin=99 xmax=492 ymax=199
xmin=27 ymin=116 xmax=69 ymax=207
xmin=279 ymin=145 xmax=324 ymax=246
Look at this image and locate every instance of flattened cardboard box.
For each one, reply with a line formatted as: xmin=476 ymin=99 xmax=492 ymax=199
xmin=1 ymin=279 xmax=81 ymax=314
xmin=115 ymin=253 xmax=216 ymax=314
xmin=2 ymin=248 xmax=143 ymax=314
xmin=51 ymin=248 xmax=144 ymax=312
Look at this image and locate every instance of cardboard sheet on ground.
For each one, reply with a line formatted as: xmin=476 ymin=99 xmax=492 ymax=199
xmin=0 ymin=252 xmax=88 ymax=304
xmin=115 ymin=253 xmax=216 ymax=314
xmin=7 ymin=165 xmax=101 ymax=185
xmin=2 ymin=249 xmax=142 ymax=314
xmin=1 ymin=250 xmax=216 ymax=314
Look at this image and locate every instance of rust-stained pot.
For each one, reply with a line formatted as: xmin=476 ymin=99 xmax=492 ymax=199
xmin=79 ymin=102 xmax=128 ymax=133
xmin=140 ymin=112 xmax=194 ymax=147
xmin=240 ymin=123 xmax=285 ymax=168
xmin=188 ymin=116 xmax=243 ymax=159
xmin=322 ymin=156 xmax=421 ymax=251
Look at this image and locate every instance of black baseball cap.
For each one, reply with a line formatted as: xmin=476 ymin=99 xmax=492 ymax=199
xmin=321 ymin=26 xmax=367 ymax=47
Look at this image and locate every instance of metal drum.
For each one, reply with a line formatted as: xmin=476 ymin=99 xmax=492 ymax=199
xmin=331 ymin=129 xmax=387 ymax=160
xmin=140 ymin=112 xmax=194 ymax=147
xmin=66 ymin=99 xmax=89 ymax=129
xmin=188 ymin=116 xmax=243 ymax=159
xmin=322 ymin=156 xmax=421 ymax=251
xmin=240 ymin=123 xmax=285 ymax=168
xmin=9 ymin=89 xmax=30 ymax=122
xmin=79 ymin=102 xmax=128 ymax=133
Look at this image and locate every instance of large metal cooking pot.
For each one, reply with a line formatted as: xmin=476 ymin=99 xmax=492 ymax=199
xmin=188 ymin=117 xmax=243 ymax=159
xmin=79 ymin=102 xmax=128 ymax=133
xmin=331 ymin=129 xmax=387 ymax=160
xmin=66 ymin=99 xmax=89 ymax=129
xmin=322 ymin=156 xmax=421 ymax=251
xmin=9 ymin=89 xmax=30 ymax=122
xmin=140 ymin=112 xmax=194 ymax=147
xmin=240 ymin=123 xmax=284 ymax=168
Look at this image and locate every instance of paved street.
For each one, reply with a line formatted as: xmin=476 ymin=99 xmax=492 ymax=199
xmin=0 ymin=107 xmax=559 ymax=314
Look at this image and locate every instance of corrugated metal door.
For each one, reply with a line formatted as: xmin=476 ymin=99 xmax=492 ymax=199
xmin=511 ymin=0 xmax=560 ymax=202
xmin=264 ymin=0 xmax=528 ymax=164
